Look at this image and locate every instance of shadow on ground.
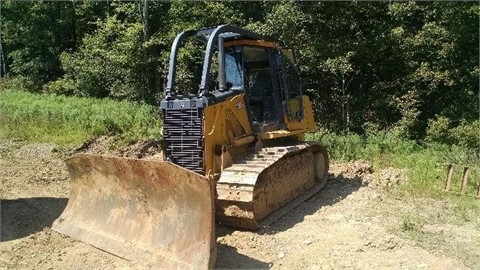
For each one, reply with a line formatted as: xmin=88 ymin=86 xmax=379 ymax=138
xmin=269 ymin=175 xmax=364 ymax=232
xmin=214 ymin=243 xmax=271 ymax=269
xmin=216 ymin=174 xmax=364 ymax=235
xmin=214 ymin=175 xmax=364 ymax=268
xmin=0 ymin=197 xmax=67 ymax=241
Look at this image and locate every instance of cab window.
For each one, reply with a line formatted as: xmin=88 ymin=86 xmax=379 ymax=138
xmin=225 ymin=47 xmax=243 ymax=89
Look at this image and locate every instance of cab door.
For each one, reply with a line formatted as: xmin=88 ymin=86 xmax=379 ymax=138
xmin=278 ymin=49 xmax=304 ymax=122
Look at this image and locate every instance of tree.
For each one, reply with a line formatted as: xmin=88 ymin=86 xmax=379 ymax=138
xmin=55 ymin=3 xmax=148 ymax=100
xmin=321 ymin=52 xmax=359 ymax=132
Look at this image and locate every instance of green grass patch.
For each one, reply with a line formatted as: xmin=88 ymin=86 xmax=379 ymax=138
xmin=0 ymin=88 xmax=161 ymax=146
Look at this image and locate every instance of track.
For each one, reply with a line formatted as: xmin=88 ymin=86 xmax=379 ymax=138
xmin=216 ymin=142 xmax=329 ymax=229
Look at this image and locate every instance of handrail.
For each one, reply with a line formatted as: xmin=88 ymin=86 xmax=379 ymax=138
xmin=165 ymin=30 xmax=197 ymax=97
xmin=198 ymin=24 xmax=277 ymax=95
xmin=164 ymin=24 xmax=279 ymax=97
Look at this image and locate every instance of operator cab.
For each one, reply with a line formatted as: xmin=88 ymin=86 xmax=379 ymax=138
xmin=223 ymin=42 xmax=301 ymax=133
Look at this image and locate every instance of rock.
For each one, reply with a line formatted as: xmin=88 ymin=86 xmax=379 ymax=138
xmin=303 ymin=239 xmax=313 ymax=245
xmin=363 ymin=167 xmax=408 ymax=188
xmin=329 ymin=160 xmax=374 ymax=179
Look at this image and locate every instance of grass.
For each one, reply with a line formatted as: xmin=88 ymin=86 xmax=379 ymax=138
xmin=307 ymin=130 xmax=479 ymax=197
xmin=0 ymin=88 xmax=162 ymax=147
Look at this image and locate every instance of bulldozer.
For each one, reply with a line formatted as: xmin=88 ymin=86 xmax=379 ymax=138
xmin=53 ymin=25 xmax=329 ymax=269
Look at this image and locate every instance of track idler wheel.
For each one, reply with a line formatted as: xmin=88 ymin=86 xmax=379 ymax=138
xmin=313 ymin=146 xmax=329 ymax=184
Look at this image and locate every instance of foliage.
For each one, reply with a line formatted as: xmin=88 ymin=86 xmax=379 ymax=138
xmin=426 ymin=116 xmax=480 ymax=149
xmin=0 ymin=88 xmax=161 ymax=145
xmin=307 ymin=127 xmax=478 ymax=196
xmin=0 ymin=1 xmax=478 ymax=138
xmin=425 ymin=116 xmax=454 ymax=144
xmin=1 ymin=1 xmax=73 ymax=90
xmin=57 ymin=12 xmax=149 ymax=100
xmin=451 ymin=120 xmax=480 ymax=150
xmin=308 ymin=128 xmax=419 ymax=162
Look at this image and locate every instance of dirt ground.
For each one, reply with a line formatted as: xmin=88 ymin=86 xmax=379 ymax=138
xmin=1 ymin=139 xmax=479 ymax=269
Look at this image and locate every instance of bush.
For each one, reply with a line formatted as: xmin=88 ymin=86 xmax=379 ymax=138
xmin=0 ymin=76 xmax=38 ymax=92
xmin=426 ymin=116 xmax=453 ymax=144
xmin=451 ymin=120 xmax=479 ymax=149
xmin=57 ymin=12 xmax=154 ymax=102
xmin=42 ymin=79 xmax=75 ymax=96
xmin=308 ymin=131 xmax=364 ymax=160
xmin=308 ymin=126 xmax=419 ymax=161
xmin=426 ymin=116 xmax=479 ymax=149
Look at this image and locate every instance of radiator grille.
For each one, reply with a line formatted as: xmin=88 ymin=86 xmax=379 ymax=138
xmin=163 ymin=108 xmax=204 ymax=174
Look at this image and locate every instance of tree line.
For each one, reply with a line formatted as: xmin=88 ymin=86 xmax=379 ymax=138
xmin=0 ymin=1 xmax=478 ymax=142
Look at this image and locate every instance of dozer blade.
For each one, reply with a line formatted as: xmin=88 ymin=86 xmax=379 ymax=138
xmin=52 ymin=154 xmax=216 ymax=269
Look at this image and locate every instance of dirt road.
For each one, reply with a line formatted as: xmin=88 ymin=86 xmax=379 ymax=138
xmin=1 ymin=140 xmax=478 ymax=269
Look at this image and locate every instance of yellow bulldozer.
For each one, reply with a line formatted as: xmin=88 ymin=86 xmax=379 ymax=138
xmin=53 ymin=25 xmax=329 ymax=269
